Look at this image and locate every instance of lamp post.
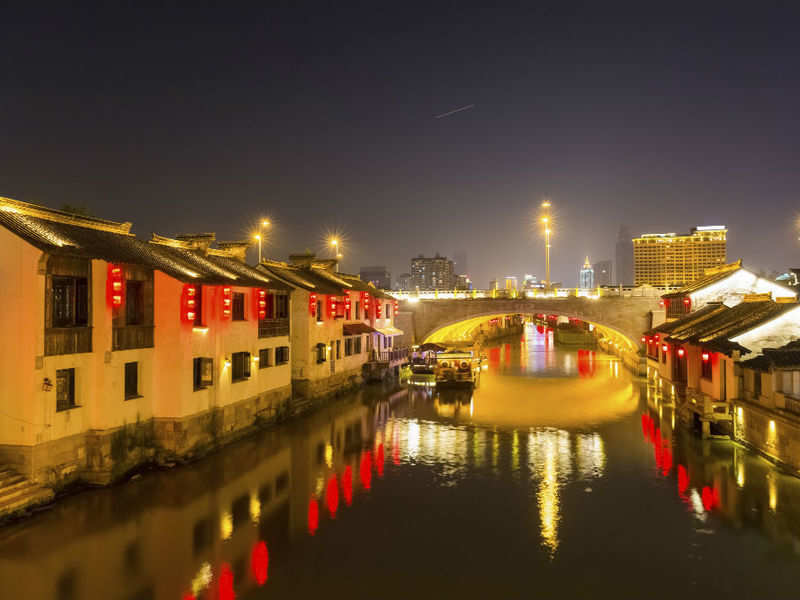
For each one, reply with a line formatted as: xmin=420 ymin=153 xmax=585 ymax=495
xmin=541 ymin=200 xmax=552 ymax=290
xmin=330 ymin=238 xmax=342 ymax=272
xmin=254 ymin=219 xmax=270 ymax=264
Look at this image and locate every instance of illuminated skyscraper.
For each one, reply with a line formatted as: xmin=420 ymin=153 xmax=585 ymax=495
xmin=633 ymin=226 xmax=727 ymax=287
xmin=579 ymin=257 xmax=594 ymax=290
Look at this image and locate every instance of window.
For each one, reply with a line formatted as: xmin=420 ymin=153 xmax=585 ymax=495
xmin=193 ymin=357 xmax=213 ymax=390
xmin=125 ymin=281 xmax=144 ymax=325
xmin=317 ymin=300 xmax=323 ymax=322
xmin=354 ymin=336 xmax=362 ymax=354
xmin=701 ymin=354 xmax=712 ymax=379
xmin=316 ymin=343 xmax=326 ymax=363
xmin=232 ymin=352 xmax=251 ymax=381
xmin=124 ymin=362 xmax=139 ymax=399
xmin=56 ymin=368 xmax=76 ymax=411
xmin=276 ymin=346 xmax=289 ymax=364
xmin=336 ymin=340 xmax=341 ymax=359
xmin=194 ymin=286 xmax=203 ymax=326
xmin=355 ymin=301 xmax=360 ymax=318
xmin=275 ymin=294 xmax=289 ymax=319
xmin=52 ymin=277 xmax=89 ymax=327
xmin=259 ymin=348 xmax=272 ymax=368
xmin=754 ymin=371 xmax=762 ymax=397
xmin=345 ymin=337 xmax=353 ymax=356
xmin=232 ymin=293 xmax=246 ymax=321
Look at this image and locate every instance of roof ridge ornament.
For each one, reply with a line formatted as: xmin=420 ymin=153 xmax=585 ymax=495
xmin=0 ymin=196 xmax=133 ymax=235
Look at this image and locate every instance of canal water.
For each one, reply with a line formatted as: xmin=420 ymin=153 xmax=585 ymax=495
xmin=2 ymin=325 xmax=800 ymax=599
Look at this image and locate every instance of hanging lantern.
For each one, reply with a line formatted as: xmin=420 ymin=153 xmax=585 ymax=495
xmin=361 ymin=291 xmax=370 ymax=314
xmin=254 ymin=288 xmax=267 ymax=320
xmin=181 ymin=284 xmax=197 ymax=323
xmin=107 ymin=263 xmax=125 ymax=308
xmin=677 ymin=348 xmax=685 ymax=357
xmin=662 ymin=344 xmax=669 ymax=353
xmin=326 ymin=295 xmax=337 ymax=319
xmin=683 ymin=297 xmax=691 ymax=307
xmin=309 ymin=292 xmax=317 ymax=317
xmin=702 ymin=352 xmax=710 ymax=362
xmin=221 ymin=286 xmax=232 ymax=319
xmin=641 ymin=336 xmax=646 ymax=343
xmin=393 ymin=299 xmax=399 ymax=318
xmin=376 ymin=301 xmax=382 ymax=318
xmin=343 ymin=292 xmax=352 ymax=315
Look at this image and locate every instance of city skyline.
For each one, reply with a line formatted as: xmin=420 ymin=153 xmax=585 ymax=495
xmin=2 ymin=5 xmax=800 ymax=287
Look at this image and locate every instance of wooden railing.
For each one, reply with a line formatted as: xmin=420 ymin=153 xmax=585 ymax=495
xmin=259 ymin=319 xmax=290 ymax=338
xmin=45 ymin=327 xmax=92 ymax=356
xmin=378 ymin=348 xmax=409 ymax=363
xmin=112 ymin=325 xmax=154 ymax=351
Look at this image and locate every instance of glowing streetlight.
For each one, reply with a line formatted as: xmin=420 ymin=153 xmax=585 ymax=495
xmin=254 ymin=218 xmax=271 ymax=263
xmin=329 ymin=238 xmax=341 ymax=271
xmin=540 ymin=200 xmax=553 ymax=289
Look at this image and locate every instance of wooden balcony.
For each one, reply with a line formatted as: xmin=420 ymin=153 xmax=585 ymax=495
xmin=258 ymin=319 xmax=290 ymax=339
xmin=45 ymin=327 xmax=92 ymax=356
xmin=113 ymin=325 xmax=154 ymax=351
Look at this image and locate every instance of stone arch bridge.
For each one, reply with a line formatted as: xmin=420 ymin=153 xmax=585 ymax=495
xmin=396 ymin=296 xmax=662 ymax=347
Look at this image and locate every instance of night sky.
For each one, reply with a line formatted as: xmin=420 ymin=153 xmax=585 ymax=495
xmin=2 ymin=3 xmax=800 ymax=286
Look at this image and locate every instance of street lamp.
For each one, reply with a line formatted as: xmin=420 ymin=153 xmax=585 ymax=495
xmin=329 ymin=238 xmax=341 ymax=271
xmin=540 ymin=200 xmax=552 ymax=290
xmin=254 ymin=219 xmax=271 ymax=264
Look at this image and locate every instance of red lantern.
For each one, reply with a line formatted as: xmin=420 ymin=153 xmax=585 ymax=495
xmin=343 ymin=292 xmax=352 ymax=315
xmin=683 ymin=297 xmax=691 ymax=307
xmin=254 ymin=288 xmax=267 ymax=320
xmin=662 ymin=344 xmax=669 ymax=353
xmin=641 ymin=336 xmax=646 ymax=343
xmin=361 ymin=291 xmax=370 ymax=314
xmin=309 ymin=292 xmax=317 ymax=317
xmin=376 ymin=301 xmax=382 ymax=318
xmin=107 ymin=264 xmax=125 ymax=308
xmin=677 ymin=348 xmax=685 ymax=357
xmin=221 ymin=286 xmax=232 ymax=319
xmin=393 ymin=299 xmax=399 ymax=317
xmin=326 ymin=295 xmax=337 ymax=319
xmin=702 ymin=352 xmax=710 ymax=362
xmin=181 ymin=284 xmax=197 ymax=323
xmin=654 ymin=334 xmax=660 ymax=341
xmin=659 ymin=300 xmax=665 ymax=307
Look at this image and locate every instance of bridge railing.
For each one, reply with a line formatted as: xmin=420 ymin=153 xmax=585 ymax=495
xmin=388 ymin=285 xmax=676 ymax=302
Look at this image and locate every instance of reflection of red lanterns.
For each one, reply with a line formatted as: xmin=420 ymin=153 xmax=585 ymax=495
xmin=360 ymin=450 xmax=373 ymax=491
xmin=392 ymin=439 xmax=400 ymax=466
xmin=661 ymin=445 xmax=672 ymax=476
xmin=326 ymin=475 xmax=339 ymax=517
xmin=308 ymin=497 xmax=319 ymax=535
xmin=677 ymin=465 xmax=689 ymax=494
xmin=251 ymin=541 xmax=269 ymax=586
xmin=376 ymin=443 xmax=385 ymax=477
xmin=182 ymin=594 xmax=196 ymax=600
xmin=701 ymin=486 xmax=713 ymax=511
xmin=342 ymin=465 xmax=353 ymax=506
xmin=219 ymin=563 xmax=235 ymax=600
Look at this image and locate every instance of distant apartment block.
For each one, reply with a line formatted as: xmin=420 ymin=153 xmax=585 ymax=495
xmin=410 ymin=254 xmax=455 ymax=290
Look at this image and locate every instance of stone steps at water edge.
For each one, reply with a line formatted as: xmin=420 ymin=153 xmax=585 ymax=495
xmin=0 ymin=467 xmax=54 ymax=519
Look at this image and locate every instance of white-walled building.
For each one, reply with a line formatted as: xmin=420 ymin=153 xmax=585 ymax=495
xmin=0 ymin=197 xmax=292 ymax=487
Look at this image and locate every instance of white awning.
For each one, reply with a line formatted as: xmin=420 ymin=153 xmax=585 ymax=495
xmin=376 ymin=326 xmax=404 ymax=336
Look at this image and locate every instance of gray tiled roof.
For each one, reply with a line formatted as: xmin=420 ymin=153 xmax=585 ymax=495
xmin=0 ymin=197 xmax=288 ymax=289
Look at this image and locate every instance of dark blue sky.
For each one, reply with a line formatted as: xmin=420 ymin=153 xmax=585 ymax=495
xmin=2 ymin=3 xmax=799 ymax=286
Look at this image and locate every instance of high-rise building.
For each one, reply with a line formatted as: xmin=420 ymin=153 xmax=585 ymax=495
xmin=396 ymin=272 xmax=413 ymax=291
xmin=579 ymin=257 xmax=595 ymax=289
xmin=410 ymin=254 xmax=455 ymax=290
xmin=504 ymin=276 xmax=518 ymax=292
xmin=489 ymin=279 xmax=499 ymax=291
xmin=616 ymin=225 xmax=633 ymax=285
xmin=359 ymin=266 xmax=391 ymax=290
xmin=455 ymin=274 xmax=472 ymax=290
xmin=633 ymin=226 xmax=727 ymax=287
xmin=593 ymin=260 xmax=612 ymax=287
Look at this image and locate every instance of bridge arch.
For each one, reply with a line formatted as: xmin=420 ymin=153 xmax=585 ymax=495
xmin=399 ymin=296 xmax=660 ymax=351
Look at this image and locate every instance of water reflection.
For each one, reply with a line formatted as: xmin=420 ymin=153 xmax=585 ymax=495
xmin=5 ymin=335 xmax=800 ymax=598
